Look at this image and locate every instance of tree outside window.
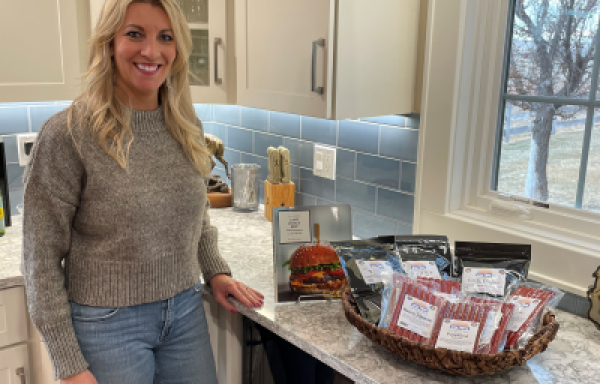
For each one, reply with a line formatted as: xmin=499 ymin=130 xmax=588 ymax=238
xmin=495 ymin=0 xmax=600 ymax=211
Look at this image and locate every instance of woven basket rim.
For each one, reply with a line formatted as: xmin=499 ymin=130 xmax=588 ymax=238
xmin=341 ymin=285 xmax=559 ymax=376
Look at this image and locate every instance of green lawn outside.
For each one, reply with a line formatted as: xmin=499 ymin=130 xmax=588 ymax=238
xmin=497 ymin=124 xmax=600 ymax=212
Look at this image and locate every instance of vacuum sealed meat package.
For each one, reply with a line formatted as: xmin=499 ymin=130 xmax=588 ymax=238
xmin=454 ymin=241 xmax=531 ymax=298
xmin=332 ymin=239 xmax=403 ymax=324
xmin=504 ymin=282 xmax=563 ymax=350
xmin=375 ymin=235 xmax=452 ymax=278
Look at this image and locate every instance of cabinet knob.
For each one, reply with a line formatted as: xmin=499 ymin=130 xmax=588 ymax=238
xmin=16 ymin=367 xmax=26 ymax=384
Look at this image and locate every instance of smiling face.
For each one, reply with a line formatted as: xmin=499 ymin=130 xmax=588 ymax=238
xmin=112 ymin=2 xmax=177 ymax=110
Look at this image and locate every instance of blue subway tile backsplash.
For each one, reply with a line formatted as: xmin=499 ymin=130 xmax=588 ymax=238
xmin=0 ymin=101 xmax=419 ymax=243
xmin=270 ymin=111 xmax=301 ymax=138
xmin=301 ymin=116 xmax=337 ymax=146
xmin=227 ymin=126 xmax=253 ymax=153
xmin=214 ymin=105 xmax=240 ymax=126
xmin=30 ymin=105 xmax=67 ymax=131
xmin=335 ymin=178 xmax=376 ymax=213
xmin=379 ymin=126 xmax=419 ymax=162
xmin=0 ymin=107 xmax=29 ymax=134
xmin=254 ymin=132 xmax=282 ymax=157
xmin=338 ymin=120 xmax=379 ymax=154
xmin=336 ymin=149 xmax=355 ymax=179
xmin=282 ymin=138 xmax=313 ymax=169
xmin=356 ymin=153 xmax=400 ymax=189
xmin=241 ymin=107 xmax=268 ymax=132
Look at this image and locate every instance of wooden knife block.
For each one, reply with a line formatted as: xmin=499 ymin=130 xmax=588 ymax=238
xmin=264 ymin=181 xmax=295 ymax=222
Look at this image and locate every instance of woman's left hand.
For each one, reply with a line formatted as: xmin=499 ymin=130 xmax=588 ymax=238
xmin=210 ymin=274 xmax=264 ymax=313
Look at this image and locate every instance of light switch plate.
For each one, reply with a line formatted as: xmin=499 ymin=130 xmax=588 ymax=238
xmin=313 ymin=144 xmax=336 ymax=180
xmin=16 ymin=133 xmax=37 ymax=166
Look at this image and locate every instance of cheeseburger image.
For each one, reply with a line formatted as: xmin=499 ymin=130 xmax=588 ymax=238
xmin=283 ymin=224 xmax=347 ymax=296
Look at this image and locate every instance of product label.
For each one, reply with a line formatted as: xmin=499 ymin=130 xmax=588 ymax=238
xmin=461 ymin=268 xmax=507 ymax=296
xmin=356 ymin=260 xmax=394 ymax=285
xmin=396 ymin=295 xmax=438 ymax=339
xmin=435 ymin=319 xmax=480 ymax=353
xmin=402 ymin=261 xmax=441 ymax=279
xmin=506 ymin=296 xmax=541 ymax=332
xmin=278 ymin=211 xmax=311 ymax=244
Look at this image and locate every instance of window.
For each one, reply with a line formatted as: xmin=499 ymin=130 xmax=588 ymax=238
xmin=494 ymin=1 xmax=600 ymax=212
xmin=416 ymin=0 xmax=600 ymax=296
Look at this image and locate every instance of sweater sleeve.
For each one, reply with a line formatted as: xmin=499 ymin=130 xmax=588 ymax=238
xmin=197 ymin=202 xmax=232 ymax=283
xmin=22 ymin=112 xmax=89 ymax=380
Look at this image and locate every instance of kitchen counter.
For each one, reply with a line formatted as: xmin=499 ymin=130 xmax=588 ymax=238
xmin=2 ymin=209 xmax=599 ymax=383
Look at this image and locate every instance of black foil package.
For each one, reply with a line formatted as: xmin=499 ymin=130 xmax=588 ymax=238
xmin=332 ymin=239 xmax=403 ymax=324
xmin=376 ymin=235 xmax=452 ymax=278
xmin=454 ymin=241 xmax=531 ymax=298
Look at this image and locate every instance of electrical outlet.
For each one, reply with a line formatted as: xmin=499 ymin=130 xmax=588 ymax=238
xmin=16 ymin=133 xmax=37 ymax=166
xmin=313 ymin=144 xmax=336 ymax=180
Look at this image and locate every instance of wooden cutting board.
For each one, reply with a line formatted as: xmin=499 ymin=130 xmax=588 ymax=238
xmin=208 ymin=191 xmax=232 ymax=208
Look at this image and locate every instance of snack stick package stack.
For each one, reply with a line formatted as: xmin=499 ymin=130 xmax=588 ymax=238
xmin=388 ymin=278 xmax=444 ymax=345
xmin=505 ymin=284 xmax=563 ymax=349
xmin=490 ymin=302 xmax=515 ymax=353
xmin=431 ymin=300 xmax=500 ymax=354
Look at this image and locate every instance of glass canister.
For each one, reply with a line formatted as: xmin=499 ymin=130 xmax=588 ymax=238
xmin=231 ymin=164 xmax=261 ymax=211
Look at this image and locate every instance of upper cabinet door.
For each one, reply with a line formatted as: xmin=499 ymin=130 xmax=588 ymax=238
xmin=178 ymin=0 xmax=232 ymax=104
xmin=0 ymin=0 xmax=90 ymax=102
xmin=235 ymin=0 xmax=335 ymax=118
xmin=236 ymin=0 xmax=420 ymax=120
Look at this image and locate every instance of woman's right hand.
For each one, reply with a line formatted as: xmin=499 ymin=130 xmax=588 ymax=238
xmin=61 ymin=369 xmax=98 ymax=384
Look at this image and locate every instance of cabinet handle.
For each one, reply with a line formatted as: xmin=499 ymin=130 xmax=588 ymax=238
xmin=311 ymin=39 xmax=325 ymax=95
xmin=214 ymin=37 xmax=223 ymax=85
xmin=16 ymin=367 xmax=26 ymax=384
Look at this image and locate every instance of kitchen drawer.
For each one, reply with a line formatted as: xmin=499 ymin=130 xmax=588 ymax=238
xmin=0 ymin=343 xmax=29 ymax=384
xmin=0 ymin=287 xmax=28 ymax=348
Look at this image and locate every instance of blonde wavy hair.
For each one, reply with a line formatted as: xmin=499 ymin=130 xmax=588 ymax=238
xmin=68 ymin=0 xmax=211 ymax=175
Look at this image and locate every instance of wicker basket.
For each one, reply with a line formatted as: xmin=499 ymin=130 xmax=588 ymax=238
xmin=341 ymin=285 xmax=560 ymax=376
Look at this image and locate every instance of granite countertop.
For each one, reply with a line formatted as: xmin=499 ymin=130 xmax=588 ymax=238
xmin=2 ymin=210 xmax=600 ymax=383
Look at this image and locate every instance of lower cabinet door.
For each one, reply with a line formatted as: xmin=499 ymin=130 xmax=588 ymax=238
xmin=0 ymin=344 xmax=29 ymax=384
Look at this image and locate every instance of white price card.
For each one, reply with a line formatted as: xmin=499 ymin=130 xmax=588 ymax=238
xmin=402 ymin=261 xmax=441 ymax=279
xmin=356 ymin=260 xmax=394 ymax=285
xmin=278 ymin=211 xmax=311 ymax=244
xmin=506 ymin=296 xmax=541 ymax=332
xmin=435 ymin=319 xmax=480 ymax=353
xmin=461 ymin=268 xmax=507 ymax=296
xmin=396 ymin=295 xmax=438 ymax=339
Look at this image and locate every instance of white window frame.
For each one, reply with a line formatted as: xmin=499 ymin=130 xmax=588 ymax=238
xmin=415 ymin=0 xmax=600 ymax=297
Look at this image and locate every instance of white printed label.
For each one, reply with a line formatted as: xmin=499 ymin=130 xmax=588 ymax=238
xmin=356 ymin=260 xmax=394 ymax=285
xmin=435 ymin=319 xmax=481 ymax=353
xmin=506 ymin=296 xmax=541 ymax=332
xmin=396 ymin=295 xmax=438 ymax=339
xmin=402 ymin=261 xmax=441 ymax=279
xmin=461 ymin=268 xmax=507 ymax=296
xmin=278 ymin=211 xmax=311 ymax=244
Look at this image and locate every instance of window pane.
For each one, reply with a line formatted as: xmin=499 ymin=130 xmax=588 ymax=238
xmin=582 ymin=109 xmax=600 ymax=212
xmin=176 ymin=0 xmax=209 ymax=24
xmin=190 ymin=30 xmax=209 ymax=86
xmin=507 ymin=0 xmax=599 ymax=99
xmin=497 ymin=101 xmax=585 ymax=207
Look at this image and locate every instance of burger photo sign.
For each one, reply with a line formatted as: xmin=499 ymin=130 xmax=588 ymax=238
xmin=273 ymin=205 xmax=352 ymax=302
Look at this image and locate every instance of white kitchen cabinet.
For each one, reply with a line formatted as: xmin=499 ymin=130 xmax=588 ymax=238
xmin=0 ymin=0 xmax=91 ymax=103
xmin=235 ymin=0 xmax=420 ymax=120
xmin=178 ymin=0 xmax=236 ymax=104
xmin=0 ymin=344 xmax=30 ymax=384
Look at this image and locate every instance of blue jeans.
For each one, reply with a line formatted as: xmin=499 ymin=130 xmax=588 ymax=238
xmin=70 ymin=281 xmax=217 ymax=384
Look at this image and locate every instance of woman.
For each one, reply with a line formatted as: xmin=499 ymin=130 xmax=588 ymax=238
xmin=21 ymin=1 xmax=262 ymax=383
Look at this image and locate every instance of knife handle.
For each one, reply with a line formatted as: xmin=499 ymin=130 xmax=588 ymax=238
xmin=278 ymin=147 xmax=291 ymax=183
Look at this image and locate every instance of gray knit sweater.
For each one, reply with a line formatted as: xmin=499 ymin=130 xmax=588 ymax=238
xmin=22 ymin=107 xmax=231 ymax=380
